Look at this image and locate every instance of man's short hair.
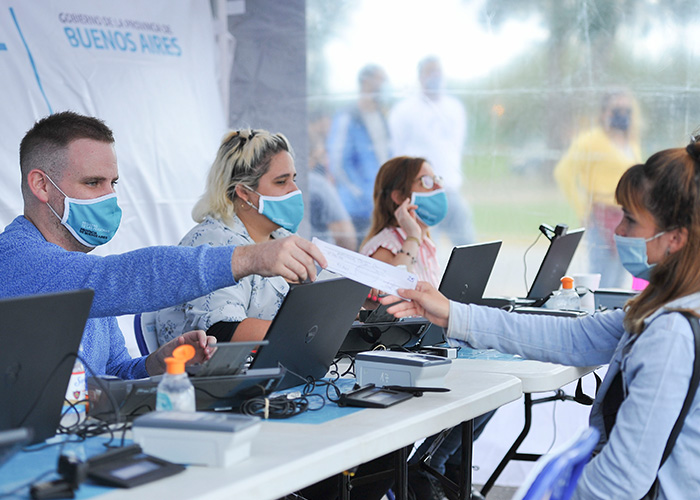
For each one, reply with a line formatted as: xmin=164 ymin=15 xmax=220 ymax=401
xmin=19 ymin=111 xmax=114 ymax=198
xmin=418 ymin=55 xmax=440 ymax=76
xmin=357 ymin=64 xmax=384 ymax=86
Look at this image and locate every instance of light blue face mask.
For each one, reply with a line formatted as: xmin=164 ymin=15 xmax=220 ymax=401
xmin=411 ymin=189 xmax=448 ymax=227
xmin=46 ymin=175 xmax=122 ymax=247
xmin=245 ymin=188 xmax=304 ymax=233
xmin=614 ymin=231 xmax=666 ymax=281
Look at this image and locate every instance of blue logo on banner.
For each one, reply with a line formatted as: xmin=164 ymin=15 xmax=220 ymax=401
xmin=0 ymin=43 xmax=7 ymax=51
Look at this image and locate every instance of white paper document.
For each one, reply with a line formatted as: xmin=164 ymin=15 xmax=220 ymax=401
xmin=312 ymin=237 xmax=418 ymax=296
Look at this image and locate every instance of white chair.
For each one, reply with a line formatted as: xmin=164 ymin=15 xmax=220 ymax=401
xmin=133 ymin=311 xmax=159 ymax=355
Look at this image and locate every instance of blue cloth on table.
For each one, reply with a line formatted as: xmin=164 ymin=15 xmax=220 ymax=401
xmin=273 ymin=377 xmax=363 ymax=424
xmin=0 ymin=436 xmax=126 ymax=499
xmin=456 ymin=346 xmax=524 ymax=361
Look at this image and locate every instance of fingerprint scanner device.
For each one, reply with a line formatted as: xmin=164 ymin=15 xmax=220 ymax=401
xmin=132 ymin=412 xmax=261 ymax=468
xmin=85 ymin=444 xmax=185 ymax=488
xmin=594 ymin=288 xmax=640 ymax=310
xmin=337 ymin=384 xmax=414 ymax=408
xmin=355 ymin=351 xmax=452 ymax=388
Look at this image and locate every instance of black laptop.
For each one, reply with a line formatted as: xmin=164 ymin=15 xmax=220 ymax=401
xmin=0 ymin=289 xmax=93 ymax=444
xmin=481 ymin=227 xmax=585 ymax=308
xmin=523 ymin=228 xmax=585 ymax=305
xmin=249 ymin=277 xmax=370 ymax=390
xmin=413 ymin=240 xmax=503 ymax=345
xmin=340 ymin=241 xmax=503 ymax=352
xmin=439 ymin=241 xmax=502 ymax=304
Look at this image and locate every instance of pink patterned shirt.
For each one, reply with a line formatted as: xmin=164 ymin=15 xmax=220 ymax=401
xmin=360 ymin=227 xmax=440 ymax=287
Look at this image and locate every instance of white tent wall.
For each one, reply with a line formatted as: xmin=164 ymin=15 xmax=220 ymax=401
xmin=0 ymin=0 xmax=226 ymax=252
xmin=1 ymin=0 xmax=227 ymax=352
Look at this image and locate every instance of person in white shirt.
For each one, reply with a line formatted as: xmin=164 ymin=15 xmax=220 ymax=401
xmin=389 ymin=55 xmax=475 ymax=246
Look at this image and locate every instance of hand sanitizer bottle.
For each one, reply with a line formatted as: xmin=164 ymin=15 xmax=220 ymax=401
xmin=156 ymin=344 xmax=196 ymax=412
xmin=558 ymin=276 xmax=581 ymax=311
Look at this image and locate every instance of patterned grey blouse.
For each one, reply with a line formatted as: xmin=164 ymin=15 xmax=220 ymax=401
xmin=155 ymin=215 xmax=290 ymax=345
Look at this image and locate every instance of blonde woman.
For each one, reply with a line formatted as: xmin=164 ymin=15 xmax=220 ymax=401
xmin=156 ymin=129 xmax=303 ymax=344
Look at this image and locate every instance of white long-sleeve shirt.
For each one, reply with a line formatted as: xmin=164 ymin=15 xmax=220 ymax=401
xmin=389 ymin=92 xmax=466 ymax=187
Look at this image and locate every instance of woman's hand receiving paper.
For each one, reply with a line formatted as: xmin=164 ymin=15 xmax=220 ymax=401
xmin=380 ymin=281 xmax=450 ymax=328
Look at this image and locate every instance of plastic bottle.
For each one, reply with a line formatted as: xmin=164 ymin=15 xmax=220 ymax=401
xmin=156 ymin=344 xmax=196 ymax=412
xmin=544 ymin=289 xmax=562 ymax=309
xmin=557 ymin=276 xmax=581 ymax=311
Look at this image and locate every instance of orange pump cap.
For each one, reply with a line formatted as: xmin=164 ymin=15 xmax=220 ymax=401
xmin=164 ymin=344 xmax=195 ymax=375
xmin=560 ymin=276 xmax=574 ymax=289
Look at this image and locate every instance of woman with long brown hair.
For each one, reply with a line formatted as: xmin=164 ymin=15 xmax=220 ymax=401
xmin=387 ymin=139 xmax=700 ymax=499
xmin=359 ymin=156 xmax=446 ymax=286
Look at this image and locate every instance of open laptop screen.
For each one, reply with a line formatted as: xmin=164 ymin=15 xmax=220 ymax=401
xmin=249 ymin=277 xmax=369 ymax=390
xmin=0 ymin=289 xmax=93 ymax=444
xmin=439 ymin=240 xmax=502 ymax=304
xmin=527 ymin=228 xmax=585 ymax=301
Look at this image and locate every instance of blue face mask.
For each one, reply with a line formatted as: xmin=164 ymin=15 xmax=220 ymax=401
xmin=245 ymin=188 xmax=304 ymax=233
xmin=46 ymin=175 xmax=122 ymax=247
xmin=411 ymin=189 xmax=448 ymax=227
xmin=609 ymin=108 xmax=631 ymax=132
xmin=423 ymin=75 xmax=443 ymax=95
xmin=614 ymin=231 xmax=665 ymax=281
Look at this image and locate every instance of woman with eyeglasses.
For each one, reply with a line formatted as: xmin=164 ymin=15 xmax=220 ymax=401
xmin=156 ymin=129 xmax=303 ymax=344
xmin=386 ymin=139 xmax=700 ymax=499
xmin=358 ymin=156 xmax=492 ymax=500
xmin=359 ymin=156 xmax=446 ymax=287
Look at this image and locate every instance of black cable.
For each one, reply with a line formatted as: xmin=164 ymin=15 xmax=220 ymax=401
xmin=239 ymin=364 xmax=354 ymax=418
xmin=239 ymin=394 xmax=311 ymax=419
xmin=330 ymin=353 xmax=356 ymax=378
xmin=17 ymin=352 xmax=75 ymax=429
xmin=78 ymin=353 xmax=123 ymax=426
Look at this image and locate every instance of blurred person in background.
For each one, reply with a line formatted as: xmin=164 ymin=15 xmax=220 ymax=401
xmin=554 ymin=90 xmax=642 ymax=288
xmin=327 ymin=64 xmax=391 ymax=248
xmin=389 ymin=55 xmax=475 ymax=248
xmin=307 ymin=111 xmax=357 ymax=250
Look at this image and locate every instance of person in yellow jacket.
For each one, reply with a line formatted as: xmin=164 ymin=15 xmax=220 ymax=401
xmin=554 ymin=90 xmax=642 ymax=288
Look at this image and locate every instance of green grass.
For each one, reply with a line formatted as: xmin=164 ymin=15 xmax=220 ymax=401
xmin=472 ymin=198 xmax=578 ymax=241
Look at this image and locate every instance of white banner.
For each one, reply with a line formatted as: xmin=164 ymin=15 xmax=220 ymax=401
xmin=0 ymin=0 xmax=226 ymax=253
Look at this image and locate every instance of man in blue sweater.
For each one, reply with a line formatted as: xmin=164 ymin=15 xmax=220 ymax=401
xmin=0 ymin=111 xmax=326 ymax=379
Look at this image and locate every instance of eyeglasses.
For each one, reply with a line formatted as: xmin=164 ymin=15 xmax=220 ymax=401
xmin=415 ymin=174 xmax=443 ymax=190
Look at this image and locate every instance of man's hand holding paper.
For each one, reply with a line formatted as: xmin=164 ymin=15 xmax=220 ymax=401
xmin=312 ymin=238 xmax=418 ymax=297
